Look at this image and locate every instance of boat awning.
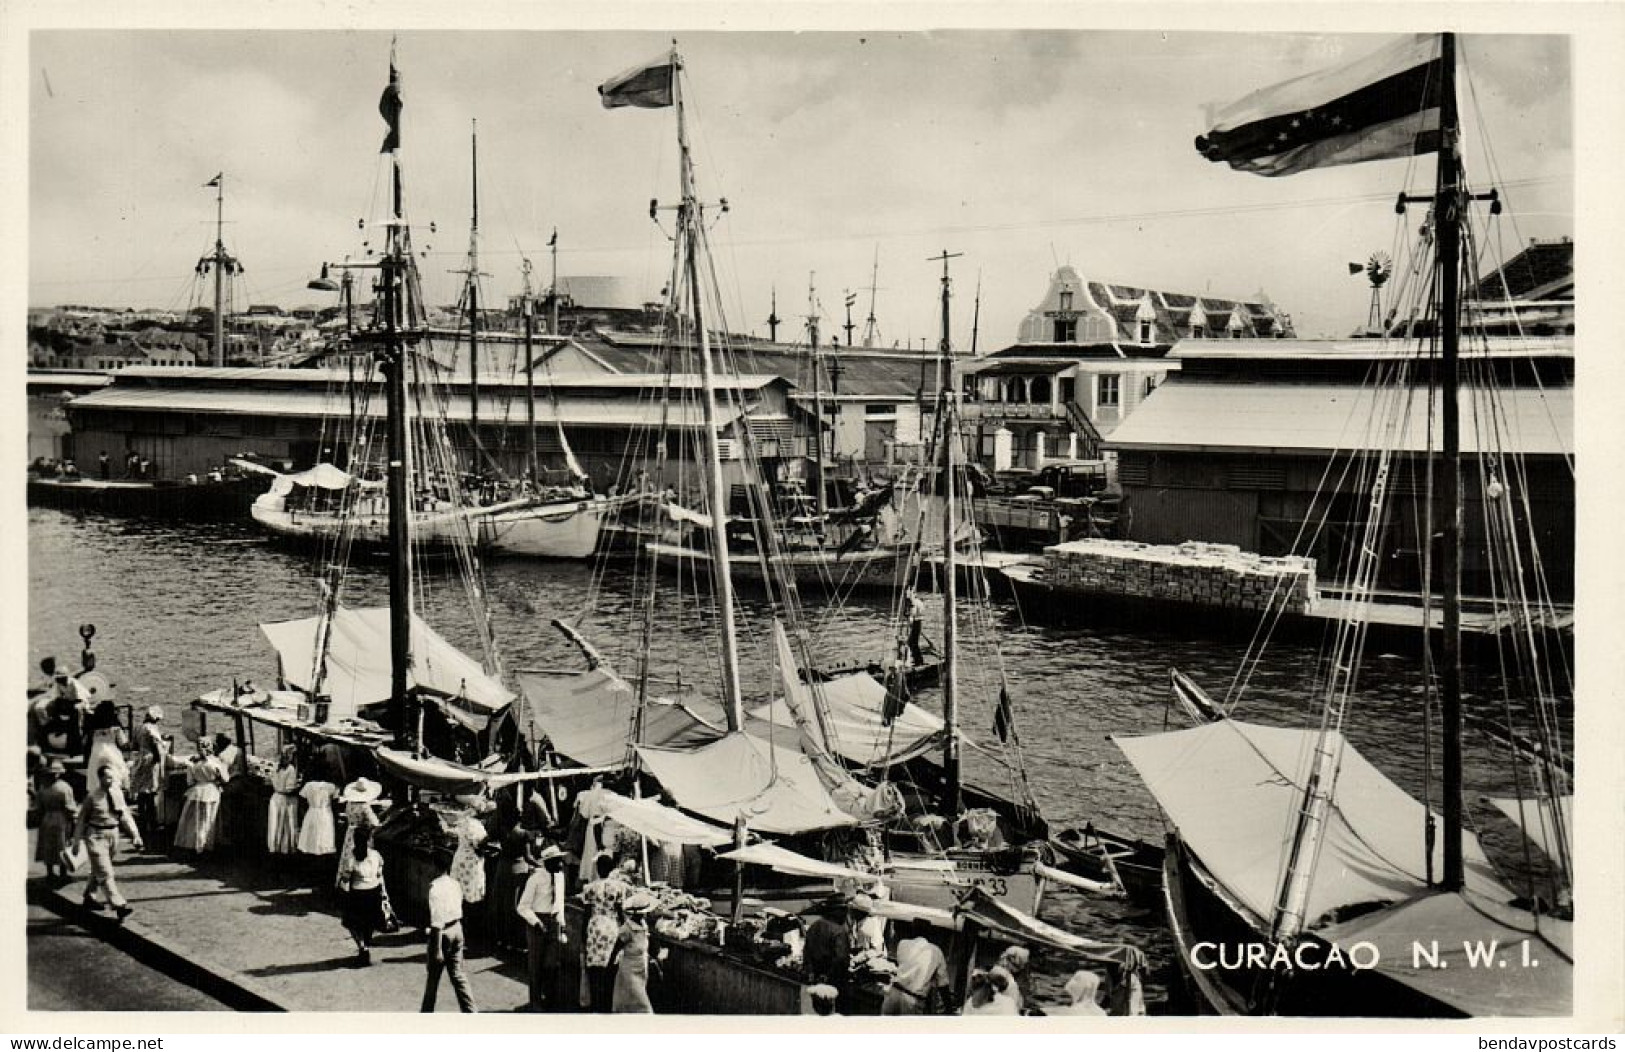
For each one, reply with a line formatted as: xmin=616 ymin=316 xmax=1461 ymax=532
xmin=515 ymin=666 xmax=726 ymax=769
xmin=1484 ymin=795 xmax=1573 ymax=863
xmin=1114 ymin=720 xmax=1509 ymax=929
xmin=956 ymin=887 xmax=1147 ymax=971
xmin=636 ymin=733 xmax=859 ymax=835
xmin=577 ymin=788 xmax=734 ymax=848
xmin=260 ymin=606 xmax=514 ymax=720
xmin=374 ymin=747 xmax=592 ymax=795
xmin=716 ymin=842 xmax=881 ymax=885
xmin=747 ymin=672 xmax=943 ymax=767
xmin=1319 ymin=890 xmax=1572 ymax=1017
xmin=277 ymin=462 xmax=374 ymax=491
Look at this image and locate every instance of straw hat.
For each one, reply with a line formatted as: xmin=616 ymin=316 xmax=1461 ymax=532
xmin=340 ymin=777 xmax=382 ymax=803
xmin=535 ymin=843 xmax=565 ymax=863
xmin=623 ymin=892 xmax=655 ymax=914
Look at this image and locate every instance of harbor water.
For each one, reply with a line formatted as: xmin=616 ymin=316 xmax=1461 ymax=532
xmin=27 ymin=508 xmax=1569 ymax=1012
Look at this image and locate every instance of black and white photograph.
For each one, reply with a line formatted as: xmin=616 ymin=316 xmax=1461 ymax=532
xmin=10 ymin=3 xmax=1622 ymax=1033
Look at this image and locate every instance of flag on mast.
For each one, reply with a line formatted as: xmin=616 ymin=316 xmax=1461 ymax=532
xmin=598 ymin=54 xmax=676 ymax=109
xmin=379 ymin=54 xmax=403 ymax=153
xmin=204 ymin=173 xmax=222 ymax=188
xmin=1195 ymin=34 xmax=1443 ymax=177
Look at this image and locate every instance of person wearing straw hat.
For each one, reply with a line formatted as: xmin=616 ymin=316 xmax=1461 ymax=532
xmin=610 ymin=891 xmax=655 ymax=1013
xmin=174 ymin=738 xmax=228 ymax=855
xmin=33 ymin=761 xmax=76 ymax=886
xmin=335 ymin=777 xmax=383 ymax=884
xmin=422 ymin=848 xmax=478 ymax=1012
xmin=515 ymin=842 xmax=568 ymax=1012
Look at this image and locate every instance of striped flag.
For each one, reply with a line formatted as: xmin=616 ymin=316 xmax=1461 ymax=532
xmin=379 ymin=57 xmax=403 ymax=153
xmin=1195 ymin=34 xmax=1444 ymax=177
xmin=599 ymin=54 xmax=676 ymax=109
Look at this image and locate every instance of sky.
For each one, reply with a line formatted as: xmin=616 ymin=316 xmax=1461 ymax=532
xmin=20 ymin=18 xmax=1578 ymax=343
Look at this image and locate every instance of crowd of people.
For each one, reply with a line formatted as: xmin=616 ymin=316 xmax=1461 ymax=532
xmin=28 ymin=656 xmax=1130 ymax=1018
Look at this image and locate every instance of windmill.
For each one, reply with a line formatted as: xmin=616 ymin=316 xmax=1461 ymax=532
xmin=1348 ymin=251 xmax=1392 ymax=334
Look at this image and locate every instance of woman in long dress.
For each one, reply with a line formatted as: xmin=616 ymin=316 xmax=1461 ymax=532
xmin=450 ymin=806 xmax=490 ymax=904
xmin=174 ymin=740 xmax=228 ymax=853
xmin=610 ymin=893 xmax=654 ymax=1013
xmin=297 ymin=777 xmax=338 ymax=856
xmin=579 ymin=852 xmax=631 ymax=1012
xmin=33 ymin=762 xmax=76 ymax=884
xmin=266 ymin=747 xmax=302 ymax=854
xmin=126 ymin=706 xmax=169 ymax=839
xmin=336 ymin=825 xmax=386 ymax=966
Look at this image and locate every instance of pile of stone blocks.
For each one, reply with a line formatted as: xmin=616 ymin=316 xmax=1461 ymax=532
xmin=1042 ymin=538 xmax=1317 ymax=614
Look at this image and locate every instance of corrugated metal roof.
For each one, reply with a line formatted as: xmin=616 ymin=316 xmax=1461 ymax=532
xmin=69 ymin=385 xmax=757 ymax=430
xmin=107 ymin=365 xmax=781 ymax=392
xmin=1171 ymin=337 xmax=1575 ymax=361
xmin=1106 ymin=380 xmax=1572 ymax=456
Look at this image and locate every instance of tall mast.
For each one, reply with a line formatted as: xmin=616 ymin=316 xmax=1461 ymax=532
xmin=807 ymin=275 xmax=827 ymax=523
xmin=673 ymin=50 xmax=746 ymax=732
xmin=767 ymin=287 xmax=780 ymax=343
xmin=1436 ymin=31 xmax=1465 ymax=892
xmin=523 ymin=258 xmax=538 ymax=482
xmin=931 ymin=248 xmax=963 ymax=819
xmin=464 ymin=121 xmax=482 ymax=456
xmin=378 ymin=50 xmax=415 ymax=750
xmin=862 ymin=245 xmax=881 ymax=348
xmin=549 ymin=228 xmax=560 ymax=337
xmin=198 ymin=174 xmax=238 ymax=367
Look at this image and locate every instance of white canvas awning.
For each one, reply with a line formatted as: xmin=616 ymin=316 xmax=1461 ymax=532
xmin=260 ymin=606 xmax=513 ymax=720
xmin=748 ymin=672 xmax=942 ymax=767
xmin=577 ymin=788 xmax=734 ymax=848
xmin=716 ymin=842 xmax=881 ymax=884
xmin=515 ymin=666 xmax=725 ymax=768
xmin=1115 ymin=720 xmax=1509 ymax=929
xmin=636 ymin=733 xmax=858 ymax=835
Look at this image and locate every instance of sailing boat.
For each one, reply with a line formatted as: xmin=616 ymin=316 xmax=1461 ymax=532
xmin=520 ymin=50 xmax=1059 ymax=917
xmin=210 ymin=49 xmax=519 ymax=775
xmin=447 ymin=122 xmax=610 ymax=560
xmin=1114 ymin=34 xmax=1572 ymax=1017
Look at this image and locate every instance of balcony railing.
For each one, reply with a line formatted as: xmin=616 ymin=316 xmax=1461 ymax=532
xmin=962 ymin=401 xmax=1067 ymax=421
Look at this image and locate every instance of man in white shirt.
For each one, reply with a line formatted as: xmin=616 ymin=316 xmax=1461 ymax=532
xmin=422 ymin=850 xmax=478 ymax=1013
xmin=515 ymin=842 xmax=567 ymax=1012
xmin=881 ymin=932 xmax=951 ymax=1016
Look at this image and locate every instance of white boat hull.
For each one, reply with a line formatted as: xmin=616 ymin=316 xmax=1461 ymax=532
xmin=884 ymin=850 xmax=1047 ymax=915
xmin=477 ymin=498 xmax=606 ymax=559
xmin=250 ymin=500 xmax=471 ymax=546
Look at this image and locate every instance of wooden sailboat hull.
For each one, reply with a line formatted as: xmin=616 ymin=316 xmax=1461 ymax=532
xmin=1048 ymin=825 xmax=1165 ymax=905
xmin=250 ymin=500 xmax=471 ymax=548
xmin=1162 ymin=835 xmax=1467 ymax=1017
xmin=885 ymin=846 xmax=1047 ymax=916
xmin=28 ymin=474 xmax=260 ymax=518
xmin=476 ymin=497 xmax=607 ymax=559
xmin=645 ymin=541 xmax=905 ymax=590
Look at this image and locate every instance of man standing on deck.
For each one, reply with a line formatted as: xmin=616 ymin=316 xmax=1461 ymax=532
xmin=423 ymin=849 xmax=478 ymax=1013
xmin=515 ymin=842 xmax=568 ymax=1011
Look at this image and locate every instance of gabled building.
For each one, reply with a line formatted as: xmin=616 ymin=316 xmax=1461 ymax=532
xmin=1464 ymin=237 xmax=1574 ymax=337
xmin=962 ymin=266 xmax=1293 ymax=471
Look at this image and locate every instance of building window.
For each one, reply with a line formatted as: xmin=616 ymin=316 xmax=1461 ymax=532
xmin=864 ymin=403 xmax=892 ymax=416
xmin=1144 ymin=375 xmax=1158 ymax=397
xmin=1098 ymin=374 xmax=1120 ymax=408
xmin=1190 ymin=324 xmax=1205 ymax=339
xmin=1059 ymin=290 xmax=1074 ymax=312
xmin=1053 ymin=318 xmax=1077 ymax=342
xmin=1138 ymin=320 xmax=1153 ymax=344
xmin=1059 ymin=377 xmax=1075 ymax=404
xmin=1030 ymin=376 xmax=1051 ymax=404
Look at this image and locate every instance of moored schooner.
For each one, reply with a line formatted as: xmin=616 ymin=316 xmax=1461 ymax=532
xmin=1114 ymin=33 xmax=1572 ymax=1017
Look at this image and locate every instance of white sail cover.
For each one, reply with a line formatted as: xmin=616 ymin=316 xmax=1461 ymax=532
xmin=267 ymin=462 xmax=380 ymax=496
xmin=717 ymin=842 xmax=881 ymax=884
xmin=577 ymin=788 xmax=735 ymax=848
xmin=1115 ymin=720 xmax=1509 ymax=929
xmin=515 ymin=666 xmax=725 ymax=768
xmin=260 ymin=606 xmax=513 ymax=720
xmin=747 ymin=674 xmax=943 ymax=766
xmin=1485 ymin=794 xmax=1573 ymax=864
xmin=636 ymin=734 xmax=858 ymax=835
